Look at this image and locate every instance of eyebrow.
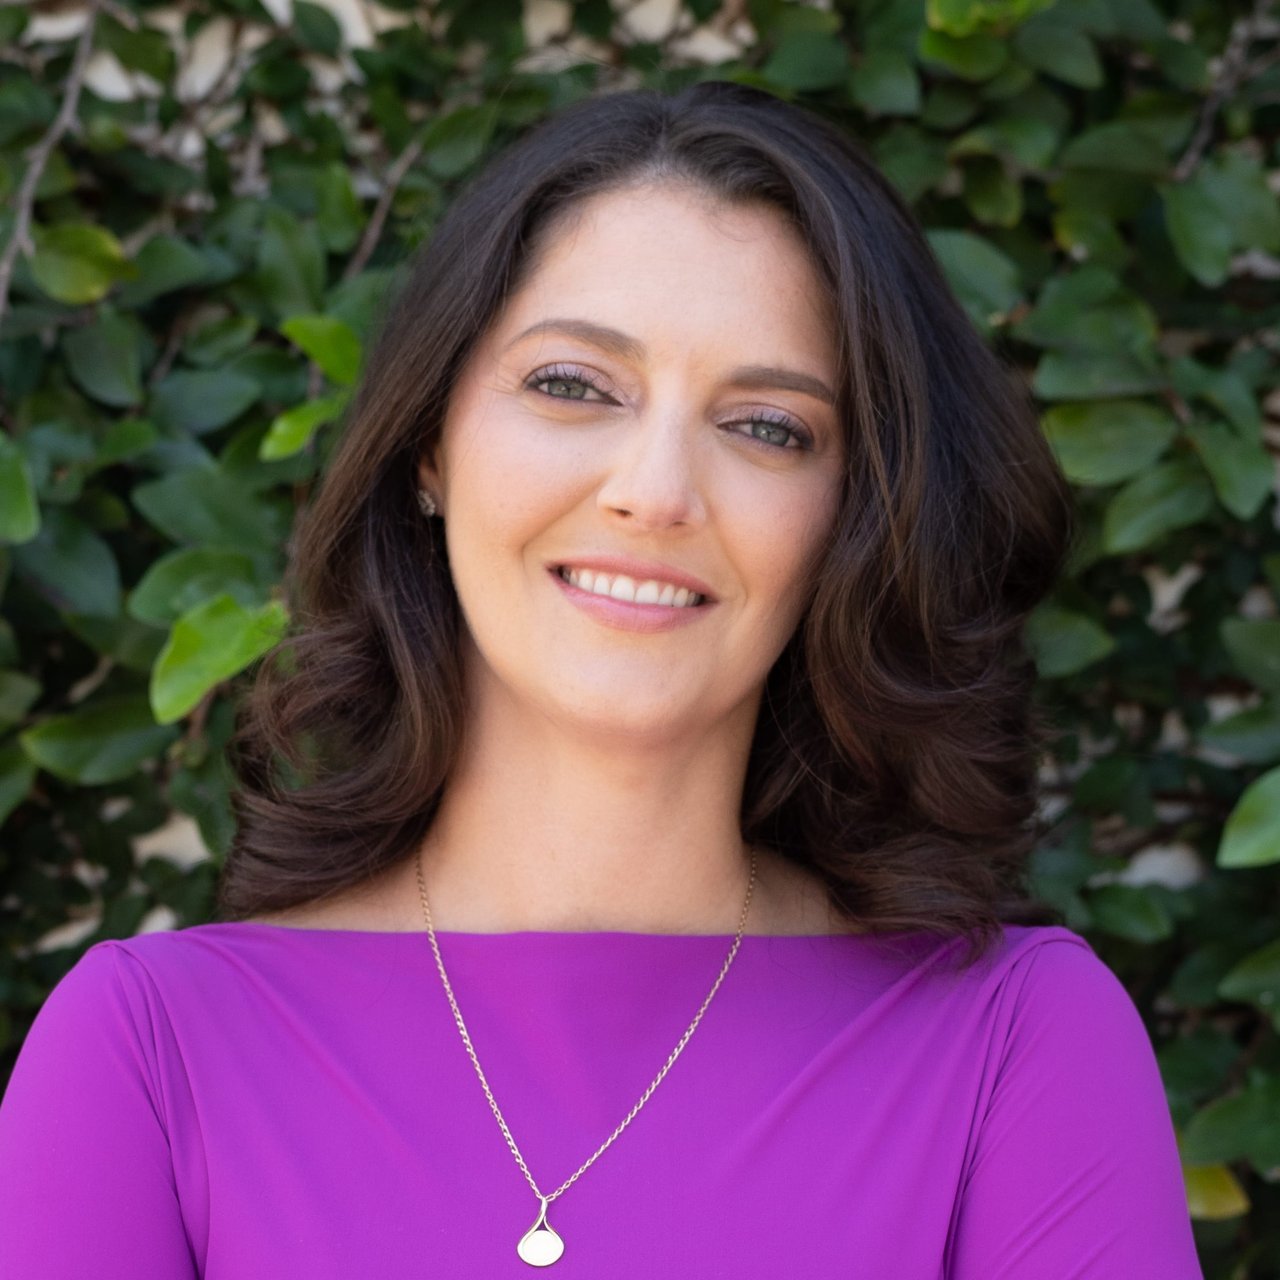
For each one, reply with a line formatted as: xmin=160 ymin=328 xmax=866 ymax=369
xmin=508 ymin=318 xmax=837 ymax=406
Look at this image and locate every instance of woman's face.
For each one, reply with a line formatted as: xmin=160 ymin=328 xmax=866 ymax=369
xmin=419 ymin=181 xmax=846 ymax=744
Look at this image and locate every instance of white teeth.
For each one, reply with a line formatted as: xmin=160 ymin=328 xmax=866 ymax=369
xmin=560 ymin=567 xmax=703 ymax=607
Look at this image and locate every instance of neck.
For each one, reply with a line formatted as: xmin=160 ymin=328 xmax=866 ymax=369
xmin=418 ymin=679 xmax=760 ymax=935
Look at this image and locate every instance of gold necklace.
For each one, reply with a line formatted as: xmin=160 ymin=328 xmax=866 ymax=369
xmin=415 ymin=846 xmax=758 ymax=1268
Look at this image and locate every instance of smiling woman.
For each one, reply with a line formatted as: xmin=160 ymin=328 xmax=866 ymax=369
xmin=0 ymin=82 xmax=1202 ymax=1279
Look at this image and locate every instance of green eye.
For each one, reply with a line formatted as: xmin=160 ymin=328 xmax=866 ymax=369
xmin=737 ymin=416 xmax=810 ymax=450
xmin=526 ymin=364 xmax=608 ymax=401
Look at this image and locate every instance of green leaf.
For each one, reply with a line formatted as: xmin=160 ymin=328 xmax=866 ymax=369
xmin=0 ymin=671 xmax=39 ymax=730
xmin=926 ymin=0 xmax=1055 ymax=36
xmin=962 ymin=156 xmax=1022 ymax=226
xmin=1172 ymin=358 xmax=1261 ymax=437
xmin=62 ymin=310 xmax=144 ymax=408
xmin=1087 ymin=883 xmax=1173 ymax=943
xmin=1024 ymin=603 xmax=1114 ymax=676
xmin=422 ymin=104 xmax=500 ymax=179
xmin=259 ymin=391 xmax=349 ymax=460
xmin=117 ymin=235 xmax=214 ymax=307
xmin=918 ymin=28 xmax=1008 ymax=80
xmin=1222 ymin=619 xmax=1280 ymax=694
xmin=1013 ymin=267 xmax=1158 ymax=355
xmin=1059 ymin=122 xmax=1168 ymax=175
xmin=29 ymin=224 xmax=136 ymax=304
xmin=1218 ymin=938 xmax=1280 ymax=1011
xmin=254 ymin=207 xmax=326 ymax=318
xmin=950 ymin=116 xmax=1060 ymax=170
xmin=0 ymin=434 xmax=39 ymax=544
xmin=1152 ymin=37 xmax=1211 ymax=92
xmin=98 ymin=417 xmax=159 ymax=467
xmin=151 ymin=595 xmax=289 ymax=724
xmin=1074 ymin=756 xmax=1149 ymax=820
xmin=1051 ymin=208 xmax=1130 ymax=270
xmin=1200 ymin=151 xmax=1280 ymax=255
xmin=1200 ymin=702 xmax=1280 ymax=764
xmin=1041 ymin=400 xmax=1177 ymax=485
xmin=279 ymin=314 xmax=362 ymax=386
xmin=925 ymin=229 xmax=1022 ymax=331
xmin=1183 ymin=1164 xmax=1249 ymax=1222
xmin=1034 ymin=352 xmax=1165 ymax=400
xmin=850 ymin=51 xmax=920 ymax=115
xmin=100 ymin=14 xmax=174 ymax=80
xmin=294 ymin=0 xmax=343 ymax=55
xmin=132 ymin=466 xmax=288 ymax=554
xmin=1101 ymin=459 xmax=1215 ymax=554
xmin=316 ymin=162 xmax=364 ymax=254
xmin=150 ymin=370 xmax=262 ymax=435
xmin=128 ymin=548 xmax=263 ymax=627
xmin=921 ymin=83 xmax=979 ymax=129
xmin=874 ymin=125 xmax=949 ymax=203
xmin=1162 ymin=180 xmax=1234 ymax=287
xmin=1013 ymin=17 xmax=1102 ymax=87
xmin=1181 ymin=1077 xmax=1280 ymax=1168
xmin=1218 ymin=766 xmax=1280 ymax=869
xmin=20 ymin=695 xmax=178 ymax=784
xmin=11 ymin=508 xmax=121 ymax=618
xmin=0 ymin=740 xmax=35 ymax=826
xmin=182 ymin=314 xmax=259 ymax=367
xmin=0 ymin=77 xmax=52 ymax=149
xmin=1186 ymin=422 xmax=1273 ymax=520
xmin=763 ymin=32 xmax=849 ymax=91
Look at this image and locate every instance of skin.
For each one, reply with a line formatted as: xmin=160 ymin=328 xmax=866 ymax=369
xmin=256 ymin=181 xmax=852 ymax=936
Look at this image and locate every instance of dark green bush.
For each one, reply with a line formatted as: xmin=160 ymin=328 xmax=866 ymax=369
xmin=1 ymin=1 xmax=1277 ymax=1272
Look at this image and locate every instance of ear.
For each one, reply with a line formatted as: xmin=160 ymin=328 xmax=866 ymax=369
xmin=416 ymin=450 xmax=442 ymax=513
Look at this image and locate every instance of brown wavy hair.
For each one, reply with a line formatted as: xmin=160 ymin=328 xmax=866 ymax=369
xmin=217 ymin=81 xmax=1076 ymax=964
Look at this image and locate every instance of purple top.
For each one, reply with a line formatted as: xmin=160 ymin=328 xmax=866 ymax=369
xmin=0 ymin=921 xmax=1201 ymax=1278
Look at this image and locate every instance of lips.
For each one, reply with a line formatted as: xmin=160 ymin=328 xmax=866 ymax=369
xmin=547 ymin=555 xmax=716 ymax=602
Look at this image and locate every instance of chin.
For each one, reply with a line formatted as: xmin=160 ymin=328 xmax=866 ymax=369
xmin=544 ymin=690 xmax=705 ymax=744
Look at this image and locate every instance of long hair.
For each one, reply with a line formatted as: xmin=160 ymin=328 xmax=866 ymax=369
xmin=217 ymin=82 xmax=1075 ymax=965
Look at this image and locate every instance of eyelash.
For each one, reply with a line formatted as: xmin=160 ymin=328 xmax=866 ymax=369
xmin=523 ymin=363 xmax=815 ymax=452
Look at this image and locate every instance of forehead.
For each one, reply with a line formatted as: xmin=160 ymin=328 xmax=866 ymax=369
xmin=492 ymin=182 xmax=838 ymax=367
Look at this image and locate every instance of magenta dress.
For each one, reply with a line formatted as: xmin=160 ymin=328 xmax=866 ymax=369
xmin=0 ymin=920 xmax=1201 ymax=1278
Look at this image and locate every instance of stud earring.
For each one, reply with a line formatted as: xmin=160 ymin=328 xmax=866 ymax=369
xmin=417 ymin=488 xmax=437 ymax=518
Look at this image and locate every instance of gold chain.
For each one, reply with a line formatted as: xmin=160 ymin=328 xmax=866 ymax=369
xmin=415 ymin=845 xmax=758 ymax=1205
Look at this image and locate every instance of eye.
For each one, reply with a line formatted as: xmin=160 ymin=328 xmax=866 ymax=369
xmin=524 ymin=363 xmax=614 ymax=402
xmin=730 ymin=413 xmax=813 ymax=451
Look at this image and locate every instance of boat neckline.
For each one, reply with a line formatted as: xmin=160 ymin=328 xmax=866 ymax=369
xmin=213 ymin=920 xmax=938 ymax=942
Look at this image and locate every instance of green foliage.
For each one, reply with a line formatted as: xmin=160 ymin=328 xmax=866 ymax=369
xmin=1 ymin=3 xmax=1277 ymax=1271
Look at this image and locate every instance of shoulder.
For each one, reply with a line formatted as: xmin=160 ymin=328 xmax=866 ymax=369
xmin=966 ymin=924 xmax=1159 ymax=1085
xmin=986 ymin=924 xmax=1140 ymax=1024
xmin=36 ymin=922 xmax=332 ymax=1031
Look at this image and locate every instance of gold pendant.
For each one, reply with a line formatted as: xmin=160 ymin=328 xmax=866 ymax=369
xmin=517 ymin=1197 xmax=564 ymax=1267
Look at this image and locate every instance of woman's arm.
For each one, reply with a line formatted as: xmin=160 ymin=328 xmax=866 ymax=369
xmin=945 ymin=938 xmax=1203 ymax=1279
xmin=0 ymin=942 xmax=199 ymax=1279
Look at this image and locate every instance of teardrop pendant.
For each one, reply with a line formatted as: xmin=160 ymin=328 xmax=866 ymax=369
xmin=517 ymin=1197 xmax=565 ymax=1267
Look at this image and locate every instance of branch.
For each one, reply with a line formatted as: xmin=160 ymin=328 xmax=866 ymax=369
xmin=340 ymin=135 xmax=424 ymax=283
xmin=0 ymin=3 xmax=101 ymax=332
xmin=1173 ymin=0 xmax=1276 ymax=182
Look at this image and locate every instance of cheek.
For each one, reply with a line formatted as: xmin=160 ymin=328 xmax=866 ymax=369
xmin=443 ymin=402 xmax=593 ymax=583
xmin=734 ymin=475 xmax=840 ymax=613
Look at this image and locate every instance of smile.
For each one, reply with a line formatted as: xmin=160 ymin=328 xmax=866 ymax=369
xmin=555 ymin=566 xmax=706 ymax=608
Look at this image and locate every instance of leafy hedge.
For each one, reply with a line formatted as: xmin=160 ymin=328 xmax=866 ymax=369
xmin=2 ymin=0 xmax=1278 ymax=1272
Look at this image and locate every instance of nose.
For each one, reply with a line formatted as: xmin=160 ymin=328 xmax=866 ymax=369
xmin=596 ymin=410 xmax=707 ymax=531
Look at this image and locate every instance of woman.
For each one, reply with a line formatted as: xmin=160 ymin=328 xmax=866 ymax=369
xmin=0 ymin=82 xmax=1201 ymax=1277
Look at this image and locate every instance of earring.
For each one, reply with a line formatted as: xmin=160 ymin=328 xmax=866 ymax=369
xmin=417 ymin=488 xmax=437 ymax=518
